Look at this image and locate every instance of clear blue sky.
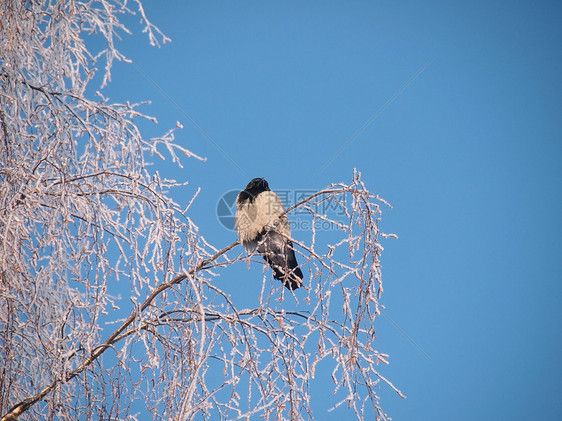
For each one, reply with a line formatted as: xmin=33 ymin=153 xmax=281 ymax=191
xmin=101 ymin=1 xmax=561 ymax=419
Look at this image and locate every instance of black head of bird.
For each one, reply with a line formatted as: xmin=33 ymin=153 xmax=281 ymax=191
xmin=238 ymin=177 xmax=270 ymax=204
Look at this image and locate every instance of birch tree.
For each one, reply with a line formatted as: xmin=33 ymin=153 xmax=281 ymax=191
xmin=0 ymin=1 xmax=402 ymax=420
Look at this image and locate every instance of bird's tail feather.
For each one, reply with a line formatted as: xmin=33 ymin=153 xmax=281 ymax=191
xmin=257 ymin=233 xmax=303 ymax=290
xmin=265 ymin=259 xmax=303 ymax=290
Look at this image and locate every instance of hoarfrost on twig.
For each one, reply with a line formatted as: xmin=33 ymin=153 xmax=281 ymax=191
xmin=0 ymin=2 xmax=400 ymax=420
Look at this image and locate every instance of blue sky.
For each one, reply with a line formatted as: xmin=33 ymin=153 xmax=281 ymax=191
xmin=101 ymin=1 xmax=561 ymax=419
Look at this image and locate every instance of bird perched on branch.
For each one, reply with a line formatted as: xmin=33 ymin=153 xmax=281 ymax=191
xmin=234 ymin=178 xmax=303 ymax=290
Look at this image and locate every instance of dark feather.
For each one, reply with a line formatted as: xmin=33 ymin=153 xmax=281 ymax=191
xmin=255 ymin=230 xmax=303 ymax=290
xmin=237 ymin=178 xmax=270 ymax=204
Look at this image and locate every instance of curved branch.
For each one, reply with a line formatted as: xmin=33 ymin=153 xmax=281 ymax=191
xmin=2 ymin=179 xmax=397 ymax=420
xmin=1 ymin=240 xmax=239 ymax=421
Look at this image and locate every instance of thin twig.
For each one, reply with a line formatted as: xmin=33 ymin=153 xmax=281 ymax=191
xmin=1 ymin=241 xmax=239 ymax=420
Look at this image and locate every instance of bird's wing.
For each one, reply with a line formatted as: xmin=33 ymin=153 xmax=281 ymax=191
xmin=256 ymin=230 xmax=303 ymax=290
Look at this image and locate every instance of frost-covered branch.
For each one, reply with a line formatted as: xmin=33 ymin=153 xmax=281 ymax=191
xmin=1 ymin=241 xmax=238 ymax=421
xmin=1 ymin=1 xmax=399 ymax=420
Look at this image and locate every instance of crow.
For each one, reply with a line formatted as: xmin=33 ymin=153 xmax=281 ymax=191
xmin=234 ymin=178 xmax=303 ymax=290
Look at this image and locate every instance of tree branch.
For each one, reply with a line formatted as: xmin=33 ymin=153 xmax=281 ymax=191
xmin=1 ymin=240 xmax=239 ymax=421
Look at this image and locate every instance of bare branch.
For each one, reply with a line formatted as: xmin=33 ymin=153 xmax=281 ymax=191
xmin=0 ymin=2 xmax=399 ymax=420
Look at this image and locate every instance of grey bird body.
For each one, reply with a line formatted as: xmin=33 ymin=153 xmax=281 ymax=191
xmin=234 ymin=178 xmax=303 ymax=290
